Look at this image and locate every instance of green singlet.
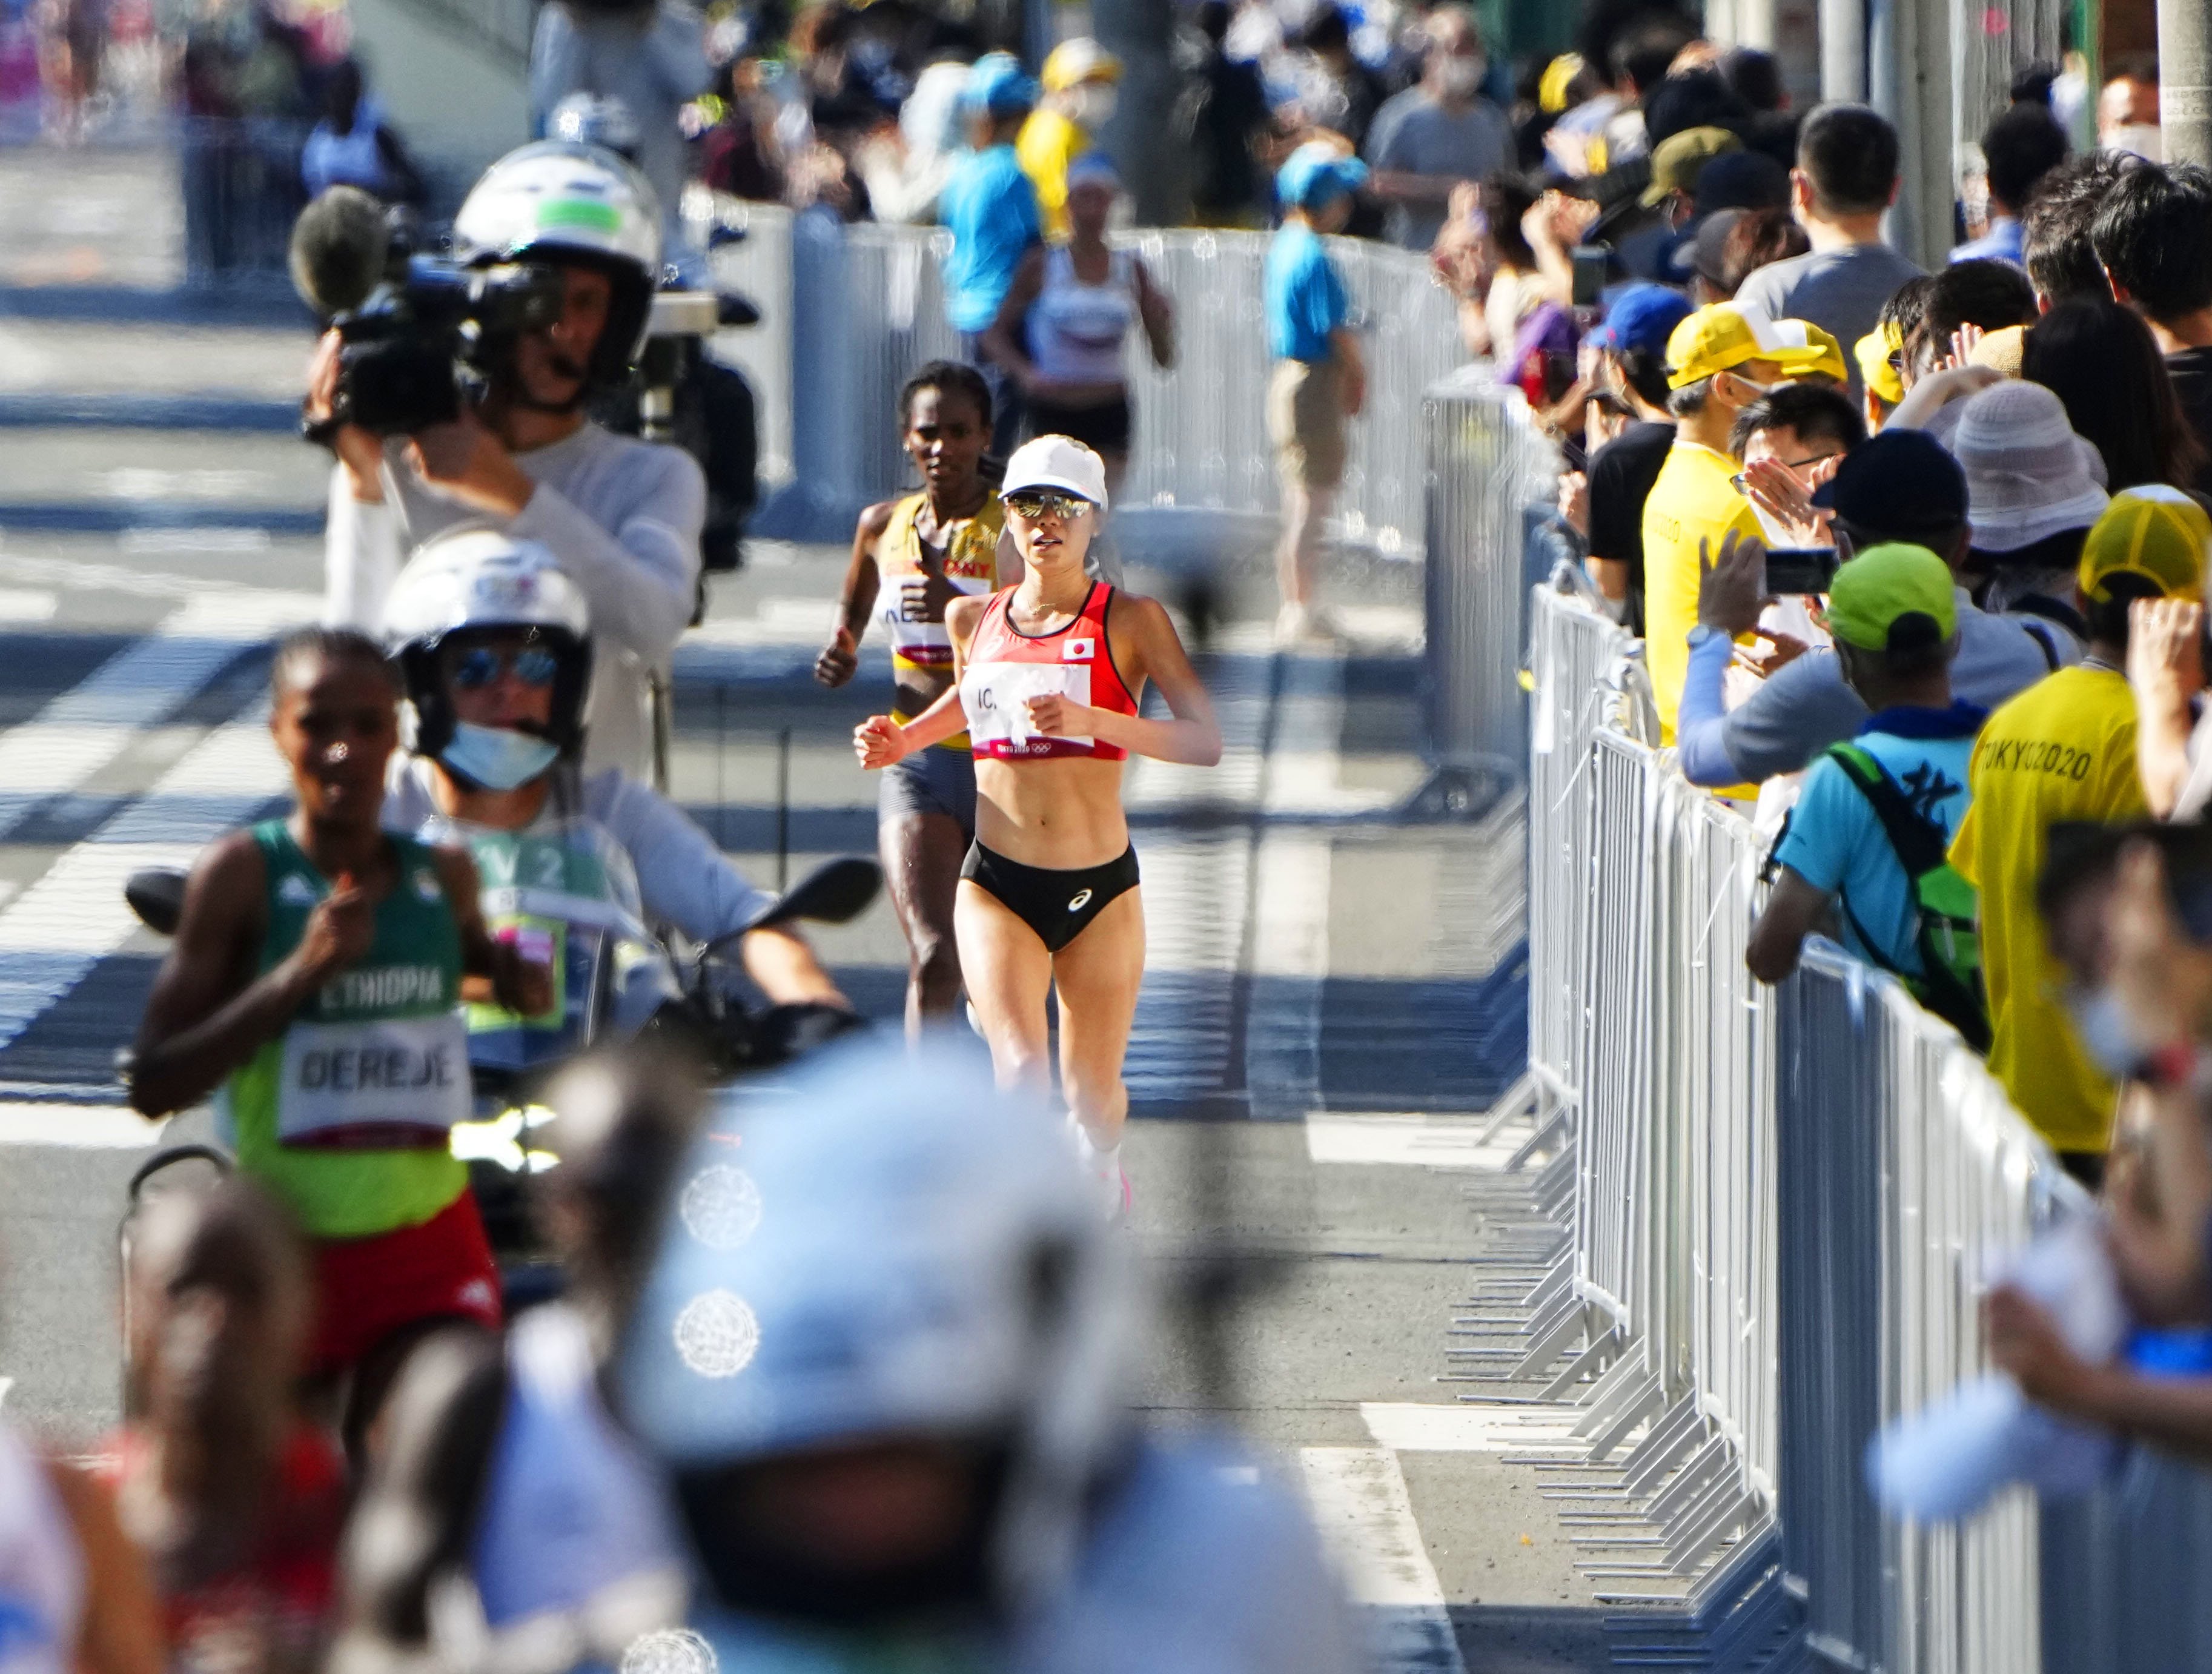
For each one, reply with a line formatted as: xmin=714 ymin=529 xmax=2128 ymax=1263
xmin=219 ymin=820 xmax=471 ymax=1241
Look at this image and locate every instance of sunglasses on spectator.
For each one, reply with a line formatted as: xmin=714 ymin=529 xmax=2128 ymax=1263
xmin=1004 ymin=489 xmax=1094 ymax=521
xmin=452 ymin=646 xmax=560 ymax=690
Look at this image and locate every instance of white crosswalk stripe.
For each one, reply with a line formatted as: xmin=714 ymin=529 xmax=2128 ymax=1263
xmin=0 ymin=706 xmax=286 ymax=1054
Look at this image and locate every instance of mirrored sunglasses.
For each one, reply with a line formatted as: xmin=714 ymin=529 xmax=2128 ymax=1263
xmin=452 ymin=645 xmax=560 ymax=690
xmin=1004 ymin=489 xmax=1093 ymax=521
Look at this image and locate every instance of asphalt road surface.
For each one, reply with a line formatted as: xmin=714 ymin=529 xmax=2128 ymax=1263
xmin=0 ymin=143 xmax=1628 ymax=1672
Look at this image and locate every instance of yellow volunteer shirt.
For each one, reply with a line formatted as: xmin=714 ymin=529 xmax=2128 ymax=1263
xmin=1017 ymin=108 xmax=1085 ymax=242
xmin=1947 ymin=664 xmax=2145 ymax=1153
xmin=1638 ymin=440 xmax=1761 ymax=741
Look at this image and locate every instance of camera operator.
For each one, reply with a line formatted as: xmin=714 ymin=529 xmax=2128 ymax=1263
xmin=308 ymin=141 xmax=704 ymax=779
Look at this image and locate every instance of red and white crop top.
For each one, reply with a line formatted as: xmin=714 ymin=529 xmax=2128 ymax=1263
xmin=960 ymin=582 xmax=1140 ymax=762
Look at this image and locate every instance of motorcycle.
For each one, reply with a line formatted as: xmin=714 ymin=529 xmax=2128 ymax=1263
xmin=118 ymin=847 xmax=881 ymax=1306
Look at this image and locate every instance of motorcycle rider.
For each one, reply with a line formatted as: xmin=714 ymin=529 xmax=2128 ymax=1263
xmin=325 ymin=1047 xmax=701 ymax=1672
xmin=313 ymin=136 xmax=704 ymax=778
xmin=616 ymin=1037 xmax=1365 ymax=1673
xmin=378 ymin=528 xmax=850 ymax=1027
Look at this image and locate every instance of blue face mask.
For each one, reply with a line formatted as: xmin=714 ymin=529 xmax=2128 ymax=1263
xmin=441 ymin=722 xmax=560 ymax=791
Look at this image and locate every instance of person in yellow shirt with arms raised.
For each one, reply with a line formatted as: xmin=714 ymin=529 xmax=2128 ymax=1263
xmin=1640 ymin=304 xmax=1847 ymax=742
xmin=1950 ymin=486 xmax=2211 ymax=1182
xmin=1020 ymin=38 xmax=1122 ymax=243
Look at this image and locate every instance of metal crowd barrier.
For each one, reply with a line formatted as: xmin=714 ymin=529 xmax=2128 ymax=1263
xmin=729 ymin=203 xmax=1465 ymax=554
xmin=179 ymin=115 xmax=311 ymax=286
xmin=1518 ymin=572 xmax=2212 ymax=1670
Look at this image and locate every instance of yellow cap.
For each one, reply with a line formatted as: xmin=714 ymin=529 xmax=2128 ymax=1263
xmin=1854 ymin=320 xmax=1906 ymax=406
xmin=1666 ymin=306 xmax=1849 ymax=389
xmin=1538 ymin=53 xmax=1584 ymax=115
xmin=2079 ymin=485 xmax=2211 ymax=604
xmin=1041 ymin=38 xmax=1121 ymax=90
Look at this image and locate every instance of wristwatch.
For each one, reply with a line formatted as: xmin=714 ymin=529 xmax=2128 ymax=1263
xmin=1686 ymin=624 xmax=1726 ymax=650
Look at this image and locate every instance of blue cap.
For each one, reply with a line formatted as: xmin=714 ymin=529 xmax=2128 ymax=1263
xmin=1277 ymin=141 xmax=1369 ymax=210
xmin=964 ymin=51 xmax=1038 ymax=117
xmin=1589 ymin=283 xmax=1694 ymax=357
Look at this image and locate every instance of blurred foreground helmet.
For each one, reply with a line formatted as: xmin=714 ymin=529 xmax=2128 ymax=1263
xmin=453 ymin=139 xmax=663 ymax=387
xmin=615 ymin=1036 xmax=1144 ymax=1620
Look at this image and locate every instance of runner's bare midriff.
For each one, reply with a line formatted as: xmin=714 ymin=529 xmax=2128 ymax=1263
xmin=973 ymin=755 xmax=1130 ymax=869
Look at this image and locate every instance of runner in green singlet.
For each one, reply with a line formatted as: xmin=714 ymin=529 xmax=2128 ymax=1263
xmin=128 ymin=627 xmax=549 ymax=1458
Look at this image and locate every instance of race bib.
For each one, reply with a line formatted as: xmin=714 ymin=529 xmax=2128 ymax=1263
xmin=964 ymin=661 xmax=1093 ymax=750
xmin=276 ymin=1013 xmax=471 ymax=1149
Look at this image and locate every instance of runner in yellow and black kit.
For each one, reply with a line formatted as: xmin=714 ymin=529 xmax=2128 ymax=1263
xmin=816 ymin=362 xmax=1013 ymax=1033
xmin=128 ymin=627 xmax=549 ymax=1458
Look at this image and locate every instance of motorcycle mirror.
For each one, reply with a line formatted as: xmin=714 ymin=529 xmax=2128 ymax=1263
xmin=125 ymin=868 xmax=188 ymax=938
xmin=706 ymin=856 xmax=881 ymax=956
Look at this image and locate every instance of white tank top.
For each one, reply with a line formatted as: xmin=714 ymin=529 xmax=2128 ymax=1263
xmin=0 ymin=1422 xmax=82 ymax=1674
xmin=470 ymin=1305 xmax=687 ymax=1630
xmin=1028 ymin=246 xmax=1137 ymax=385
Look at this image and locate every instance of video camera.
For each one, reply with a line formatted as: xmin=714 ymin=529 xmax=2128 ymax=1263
xmin=328 ymin=234 xmax=568 ymax=436
xmin=291 ymin=192 xmax=569 ymax=437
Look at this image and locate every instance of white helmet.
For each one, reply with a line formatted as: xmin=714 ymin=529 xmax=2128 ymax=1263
xmin=452 ymin=139 xmax=663 ymax=386
xmin=616 ymin=1037 xmax=1145 ymax=1623
xmin=383 ymin=528 xmax=594 ymax=760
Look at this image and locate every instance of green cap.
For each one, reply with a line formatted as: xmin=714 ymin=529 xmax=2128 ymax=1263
xmin=1823 ymin=542 xmax=1956 ymax=652
xmin=1639 ymin=125 xmax=1741 ymax=207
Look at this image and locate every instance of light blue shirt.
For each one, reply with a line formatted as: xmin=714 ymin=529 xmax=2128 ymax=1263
xmin=1265 ymin=221 xmax=1349 ymax=363
xmin=940 ymin=143 xmax=1043 ymax=332
xmin=1949 ymin=216 xmax=2024 ymax=268
xmin=1771 ymin=710 xmax=1980 ymax=977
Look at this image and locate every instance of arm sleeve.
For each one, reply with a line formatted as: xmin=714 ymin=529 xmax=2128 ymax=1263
xmin=596 ymin=773 xmax=776 ymax=942
xmin=1674 ymin=630 xmax=1747 ymax=787
xmin=322 ymin=464 xmax=404 ymax=629
xmin=1716 ymin=652 xmax=1870 ymax=784
xmin=508 ymin=454 xmax=704 ymax=672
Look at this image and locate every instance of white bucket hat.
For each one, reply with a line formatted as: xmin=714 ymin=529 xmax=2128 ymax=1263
xmin=1952 ymin=380 xmax=2110 ymax=553
xmin=1002 ymin=434 xmax=1110 ymax=511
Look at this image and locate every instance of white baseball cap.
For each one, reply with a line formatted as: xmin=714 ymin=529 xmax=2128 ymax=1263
xmin=1002 ymin=434 xmax=1110 ymax=511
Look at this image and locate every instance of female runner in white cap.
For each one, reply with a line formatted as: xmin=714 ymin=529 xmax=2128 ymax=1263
xmin=855 ymin=435 xmax=1221 ymax=1216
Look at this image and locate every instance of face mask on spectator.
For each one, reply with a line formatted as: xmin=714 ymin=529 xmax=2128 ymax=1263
xmin=1070 ymin=84 xmax=1118 ymax=128
xmin=2102 ymin=123 xmax=2162 ymax=161
xmin=1437 ymin=54 xmax=1485 ymax=97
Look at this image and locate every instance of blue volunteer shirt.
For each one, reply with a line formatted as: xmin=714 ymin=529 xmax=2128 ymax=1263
xmin=940 ymin=143 xmax=1042 ymax=333
xmin=1265 ymin=220 xmax=1349 ymax=363
xmin=1771 ymin=703 xmax=1983 ymax=978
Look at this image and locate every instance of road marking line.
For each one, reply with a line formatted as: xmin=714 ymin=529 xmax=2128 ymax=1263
xmin=1305 ymin=1114 xmax=1522 ymax=1168
xmin=0 ymin=708 xmax=286 ymax=1057
xmin=0 ymin=589 xmax=55 ymax=621
xmin=1361 ymin=1403 xmax=1583 ymax=1452
xmin=0 ymin=592 xmax=301 ymax=833
xmin=0 ymin=1104 xmax=159 ymax=1147
xmin=1298 ymin=1446 xmax=1469 ymax=1674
